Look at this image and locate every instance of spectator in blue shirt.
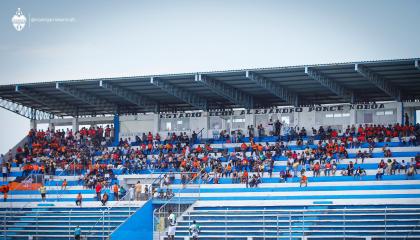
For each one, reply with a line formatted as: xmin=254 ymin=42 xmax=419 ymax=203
xmin=74 ymin=225 xmax=81 ymax=240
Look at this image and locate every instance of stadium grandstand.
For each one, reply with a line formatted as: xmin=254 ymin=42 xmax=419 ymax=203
xmin=0 ymin=58 xmax=420 ymax=240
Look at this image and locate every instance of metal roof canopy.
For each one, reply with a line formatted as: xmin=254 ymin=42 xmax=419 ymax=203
xmin=1 ymin=58 xmax=420 ymax=120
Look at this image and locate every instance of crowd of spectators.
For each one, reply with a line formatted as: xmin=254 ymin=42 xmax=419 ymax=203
xmin=0 ymin=123 xmax=418 ymax=191
xmin=217 ymin=123 xmax=420 ymax=146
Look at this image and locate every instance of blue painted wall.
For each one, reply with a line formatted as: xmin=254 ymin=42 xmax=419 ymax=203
xmin=111 ymin=200 xmax=153 ymax=240
xmin=113 ymin=114 xmax=120 ymax=146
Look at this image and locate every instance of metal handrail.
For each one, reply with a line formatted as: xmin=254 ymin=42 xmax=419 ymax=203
xmin=85 ymin=190 xmax=137 ymax=239
xmin=155 ymin=171 xmax=203 ymax=213
xmin=405 ymin=220 xmax=420 ymax=239
xmin=147 ymin=171 xmax=166 ymax=197
xmin=53 ymin=157 xmax=79 ymax=201
xmin=83 ymin=168 xmax=168 ymax=239
xmin=2 ymin=172 xmax=41 ymax=240
xmin=197 ymin=128 xmax=205 ymax=143
xmin=153 ymin=171 xmax=203 ymax=238
xmin=4 ymin=165 xmax=86 ymax=240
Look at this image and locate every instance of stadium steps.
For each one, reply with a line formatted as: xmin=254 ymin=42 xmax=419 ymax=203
xmin=0 ymin=205 xmax=141 ymax=240
xmin=169 ymin=204 xmax=420 ymax=239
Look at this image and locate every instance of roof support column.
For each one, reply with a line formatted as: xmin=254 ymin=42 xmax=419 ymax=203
xmin=30 ymin=119 xmax=37 ymax=130
xmin=113 ymin=113 xmax=120 ymax=146
xmin=72 ymin=117 xmax=79 ymax=133
xmin=415 ymin=60 xmax=420 ymax=71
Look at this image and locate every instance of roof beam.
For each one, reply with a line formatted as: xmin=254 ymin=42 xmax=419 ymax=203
xmin=150 ymin=77 xmax=208 ymax=111
xmin=15 ymin=86 xmax=80 ymax=116
xmin=305 ymin=67 xmax=354 ymax=103
xmin=56 ymin=83 xmax=118 ymax=112
xmin=355 ymin=64 xmax=401 ymax=101
xmin=245 ymin=71 xmax=299 ymax=106
xmin=0 ymin=97 xmax=53 ymax=120
xmin=99 ymin=81 xmax=159 ymax=112
xmin=195 ymin=74 xmax=254 ymax=109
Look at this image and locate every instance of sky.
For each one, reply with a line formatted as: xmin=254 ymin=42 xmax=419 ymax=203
xmin=0 ymin=0 xmax=420 ymax=153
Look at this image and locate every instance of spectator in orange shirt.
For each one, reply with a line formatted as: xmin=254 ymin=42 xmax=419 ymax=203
xmin=61 ymin=179 xmax=68 ymax=190
xmin=75 ymin=192 xmax=82 ymax=206
xmin=300 ymin=175 xmax=308 ymax=187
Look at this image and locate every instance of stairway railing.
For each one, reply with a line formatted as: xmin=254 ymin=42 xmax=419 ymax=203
xmin=153 ymin=171 xmax=203 ymax=240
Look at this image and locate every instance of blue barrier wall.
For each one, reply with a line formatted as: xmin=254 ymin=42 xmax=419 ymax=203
xmin=111 ymin=200 xmax=153 ymax=240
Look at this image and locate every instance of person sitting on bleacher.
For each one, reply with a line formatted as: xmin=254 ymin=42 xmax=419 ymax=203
xmin=376 ymin=167 xmax=384 ymax=180
xmin=313 ymin=162 xmax=321 ymax=177
xmin=346 ymin=161 xmax=355 ymax=176
xmin=355 ymin=150 xmax=365 ymax=164
xmin=279 ymin=170 xmax=286 ymax=183
xmin=300 ymin=174 xmax=308 ymax=187
xmin=242 ymin=170 xmax=249 ymax=187
xmin=390 ymin=159 xmax=400 ymax=175
xmin=101 ymin=192 xmax=109 ymax=206
xmin=231 ymin=170 xmax=239 ymax=184
xmin=249 ymin=174 xmax=261 ymax=188
xmin=406 ymin=165 xmax=416 ymax=180
xmin=354 ymin=167 xmax=366 ymax=180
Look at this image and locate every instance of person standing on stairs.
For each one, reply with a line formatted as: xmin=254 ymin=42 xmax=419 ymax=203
xmin=74 ymin=225 xmax=81 ymax=240
xmin=167 ymin=209 xmax=177 ymax=240
xmin=113 ymin=183 xmax=119 ymax=201
xmin=189 ymin=220 xmax=200 ymax=240
xmin=75 ymin=192 xmax=82 ymax=206
xmin=39 ymin=184 xmax=47 ymax=202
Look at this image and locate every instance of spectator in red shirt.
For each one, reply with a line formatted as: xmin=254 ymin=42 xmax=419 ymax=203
xmin=95 ymin=182 xmax=102 ymax=201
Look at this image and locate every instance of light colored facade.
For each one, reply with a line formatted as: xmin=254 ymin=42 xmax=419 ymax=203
xmin=34 ymin=101 xmax=420 ymax=140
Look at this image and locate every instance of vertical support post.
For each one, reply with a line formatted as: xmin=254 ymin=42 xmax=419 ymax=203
xmin=68 ymin=209 xmax=71 ymax=240
xmin=153 ymin=114 xmax=160 ymax=135
xmin=225 ymin=208 xmax=227 ymax=240
xmin=343 ymin=207 xmax=346 ymax=240
xmin=401 ymin=102 xmax=405 ymax=125
xmin=102 ymin=210 xmax=105 ymax=240
xmin=108 ymin=210 xmax=110 ymax=238
xmin=113 ymin=113 xmax=120 ymax=146
xmin=384 ymin=206 xmax=387 ymax=240
xmin=48 ymin=122 xmax=55 ymax=132
xmin=36 ymin=210 xmax=39 ymax=240
xmin=302 ymin=208 xmax=305 ymax=237
xmin=72 ymin=117 xmax=79 ymax=132
xmin=198 ymin=179 xmax=201 ymax=200
xmin=263 ymin=208 xmax=265 ymax=239
xmin=30 ymin=119 xmax=37 ymax=130
xmin=289 ymin=211 xmax=292 ymax=240
xmin=3 ymin=208 xmax=6 ymax=239
xmin=178 ymin=187 xmax=181 ymax=217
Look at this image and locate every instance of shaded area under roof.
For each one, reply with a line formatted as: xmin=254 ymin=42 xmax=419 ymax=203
xmin=1 ymin=58 xmax=420 ymax=120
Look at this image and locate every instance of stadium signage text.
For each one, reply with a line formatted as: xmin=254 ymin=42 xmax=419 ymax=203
xmin=159 ymin=103 xmax=384 ymax=118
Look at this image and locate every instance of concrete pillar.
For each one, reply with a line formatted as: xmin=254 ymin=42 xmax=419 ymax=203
xmin=245 ymin=113 xmax=255 ymax=128
xmin=48 ymin=122 xmax=55 ymax=132
xmin=30 ymin=119 xmax=37 ymax=130
xmin=153 ymin=114 xmax=160 ymax=133
xmin=396 ymin=102 xmax=403 ymax=125
xmin=350 ymin=108 xmax=357 ymax=126
xmin=72 ymin=117 xmax=79 ymax=132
